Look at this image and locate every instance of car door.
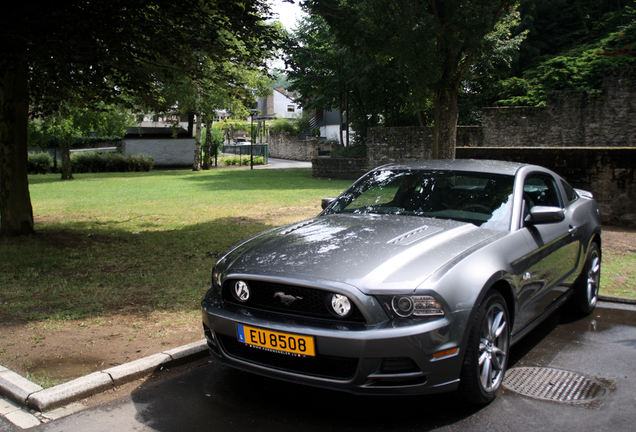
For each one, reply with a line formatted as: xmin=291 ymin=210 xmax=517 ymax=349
xmin=515 ymin=172 xmax=581 ymax=327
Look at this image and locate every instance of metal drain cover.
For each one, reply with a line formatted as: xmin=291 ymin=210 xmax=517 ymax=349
xmin=503 ymin=367 xmax=607 ymax=404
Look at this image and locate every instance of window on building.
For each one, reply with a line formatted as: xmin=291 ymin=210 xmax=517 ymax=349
xmin=287 ymin=105 xmax=295 ymax=113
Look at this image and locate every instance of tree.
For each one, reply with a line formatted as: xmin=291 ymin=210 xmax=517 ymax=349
xmin=305 ymin=0 xmax=513 ymax=158
xmin=285 ymin=14 xmax=415 ymax=144
xmin=0 ymin=1 xmax=278 ymax=235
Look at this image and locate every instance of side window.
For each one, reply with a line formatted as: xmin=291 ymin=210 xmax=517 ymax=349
xmin=561 ymin=180 xmax=579 ymax=204
xmin=523 ymin=174 xmax=562 ymax=209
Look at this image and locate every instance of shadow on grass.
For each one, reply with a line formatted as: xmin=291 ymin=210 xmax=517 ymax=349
xmin=0 ymin=217 xmax=274 ymax=323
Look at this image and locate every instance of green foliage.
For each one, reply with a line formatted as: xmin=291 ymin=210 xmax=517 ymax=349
xmin=28 ymin=103 xmax=132 ymax=148
xmin=222 ymin=155 xmax=265 ymax=166
xmin=212 ymin=119 xmax=251 ymax=133
xmin=497 ymin=12 xmax=636 ymax=106
xmin=70 ymin=152 xmax=153 ymax=173
xmin=294 ymin=1 xmax=514 ymax=150
xmin=269 ymin=118 xmax=303 ymax=135
xmin=27 ymin=153 xmax=53 ymax=174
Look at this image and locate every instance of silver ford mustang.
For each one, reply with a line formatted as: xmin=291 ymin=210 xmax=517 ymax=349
xmin=201 ymin=159 xmax=602 ymax=404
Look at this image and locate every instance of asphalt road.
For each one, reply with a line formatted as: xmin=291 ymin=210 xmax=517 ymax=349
xmin=27 ymin=302 xmax=636 ymax=432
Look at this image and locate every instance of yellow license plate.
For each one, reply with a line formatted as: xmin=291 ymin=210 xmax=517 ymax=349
xmin=237 ymin=324 xmax=315 ymax=357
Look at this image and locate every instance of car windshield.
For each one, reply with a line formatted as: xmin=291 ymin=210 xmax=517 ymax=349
xmin=327 ymin=169 xmax=515 ymax=231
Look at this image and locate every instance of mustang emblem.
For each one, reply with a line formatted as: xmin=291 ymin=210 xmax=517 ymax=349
xmin=273 ymin=291 xmax=303 ymax=306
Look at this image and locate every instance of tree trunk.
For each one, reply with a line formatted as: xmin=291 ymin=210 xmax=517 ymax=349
xmin=203 ymin=118 xmax=212 ymax=170
xmin=193 ymin=114 xmax=202 ymax=171
xmin=187 ymin=112 xmax=194 ymax=136
xmin=0 ymin=56 xmax=34 ymax=235
xmin=432 ymin=87 xmax=458 ymax=160
xmin=59 ymin=134 xmax=73 ymax=180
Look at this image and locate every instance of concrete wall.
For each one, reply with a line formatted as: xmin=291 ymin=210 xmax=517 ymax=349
xmin=268 ymin=134 xmax=333 ymax=161
xmin=122 ymin=138 xmax=194 ymax=167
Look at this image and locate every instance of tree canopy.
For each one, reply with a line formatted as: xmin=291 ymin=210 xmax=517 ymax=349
xmin=0 ymin=0 xmax=279 ymax=235
xmin=292 ymin=0 xmax=513 ymax=156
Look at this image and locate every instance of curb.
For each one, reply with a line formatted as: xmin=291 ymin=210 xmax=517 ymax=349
xmin=599 ymin=294 xmax=636 ymax=305
xmin=0 ymin=339 xmax=208 ymax=412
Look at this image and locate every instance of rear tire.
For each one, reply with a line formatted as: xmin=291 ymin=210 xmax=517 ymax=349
xmin=459 ymin=291 xmax=510 ymax=405
xmin=570 ymin=242 xmax=601 ymax=316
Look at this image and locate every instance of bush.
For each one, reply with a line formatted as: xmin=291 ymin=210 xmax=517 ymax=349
xmin=71 ymin=151 xmax=153 ymax=173
xmin=269 ymin=118 xmax=300 ymax=135
xmin=222 ymin=155 xmax=265 ymax=166
xmin=27 ymin=152 xmax=53 ymax=174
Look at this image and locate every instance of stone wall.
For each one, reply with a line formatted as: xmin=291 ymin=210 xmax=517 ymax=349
xmin=312 ymin=157 xmax=368 ymax=180
xmin=456 ymin=147 xmax=636 ymax=226
xmin=480 ymin=69 xmax=635 ymax=147
xmin=268 ymin=134 xmax=333 ymax=161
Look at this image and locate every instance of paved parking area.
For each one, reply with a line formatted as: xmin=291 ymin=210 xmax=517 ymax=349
xmin=19 ymin=301 xmax=634 ymax=432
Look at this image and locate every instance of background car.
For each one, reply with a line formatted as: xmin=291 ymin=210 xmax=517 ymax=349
xmin=201 ymin=159 xmax=602 ymax=404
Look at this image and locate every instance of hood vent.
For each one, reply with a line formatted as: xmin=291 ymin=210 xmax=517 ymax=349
xmin=387 ymin=225 xmax=443 ymax=246
xmin=280 ymin=220 xmax=319 ymax=235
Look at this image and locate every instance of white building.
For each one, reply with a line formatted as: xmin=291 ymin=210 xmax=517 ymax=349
xmin=257 ymin=87 xmax=302 ymax=118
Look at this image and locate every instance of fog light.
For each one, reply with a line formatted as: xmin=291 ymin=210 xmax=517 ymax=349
xmin=330 ymin=294 xmax=351 ymax=317
xmin=233 ymin=280 xmax=250 ymax=302
xmin=392 ymin=296 xmax=414 ymax=317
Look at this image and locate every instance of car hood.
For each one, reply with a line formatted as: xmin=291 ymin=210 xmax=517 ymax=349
xmin=216 ymin=214 xmax=505 ymax=294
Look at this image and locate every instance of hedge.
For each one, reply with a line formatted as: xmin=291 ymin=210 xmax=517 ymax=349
xmin=27 ymin=152 xmax=54 ymax=174
xmin=71 ymin=151 xmax=154 ymax=173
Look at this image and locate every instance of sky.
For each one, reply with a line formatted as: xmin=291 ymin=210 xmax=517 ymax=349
xmin=268 ymin=0 xmax=306 ymax=31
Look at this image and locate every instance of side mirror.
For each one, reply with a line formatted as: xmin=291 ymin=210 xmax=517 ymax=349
xmin=321 ymin=197 xmax=336 ymax=210
xmin=525 ymin=206 xmax=565 ymax=225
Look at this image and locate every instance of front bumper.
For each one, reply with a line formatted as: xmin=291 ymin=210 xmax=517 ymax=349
xmin=201 ymin=302 xmax=465 ymax=396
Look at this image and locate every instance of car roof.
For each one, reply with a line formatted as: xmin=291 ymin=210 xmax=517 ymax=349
xmin=376 ymin=159 xmax=531 ymax=176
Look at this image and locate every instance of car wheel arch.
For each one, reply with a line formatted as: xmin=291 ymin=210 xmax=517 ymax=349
xmin=457 ymin=275 xmax=516 ymax=363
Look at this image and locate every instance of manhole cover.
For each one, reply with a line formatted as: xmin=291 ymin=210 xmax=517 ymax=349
xmin=503 ymin=367 xmax=607 ymax=404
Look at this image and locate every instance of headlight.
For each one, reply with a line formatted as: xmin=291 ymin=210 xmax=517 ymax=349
xmin=211 ymin=267 xmax=222 ymax=288
xmin=391 ymin=295 xmax=444 ymax=317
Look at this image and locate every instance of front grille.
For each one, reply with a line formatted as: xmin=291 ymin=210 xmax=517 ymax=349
xmin=222 ymin=280 xmax=366 ymax=323
xmin=218 ymin=334 xmax=358 ymax=380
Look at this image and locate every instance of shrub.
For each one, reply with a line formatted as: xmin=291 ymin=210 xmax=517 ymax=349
xmin=269 ymin=118 xmax=301 ymax=135
xmin=28 ymin=152 xmax=53 ymax=174
xmin=71 ymin=151 xmax=153 ymax=172
xmin=222 ymin=155 xmax=264 ymax=166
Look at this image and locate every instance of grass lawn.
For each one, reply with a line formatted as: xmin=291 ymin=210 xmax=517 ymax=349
xmin=0 ymin=169 xmax=352 ymax=323
xmin=1 ymin=169 xmax=634 ymax=323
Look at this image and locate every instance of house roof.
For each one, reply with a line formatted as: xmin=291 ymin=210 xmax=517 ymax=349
xmin=274 ymin=87 xmax=300 ymax=101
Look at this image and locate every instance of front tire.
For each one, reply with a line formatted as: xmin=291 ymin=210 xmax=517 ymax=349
xmin=459 ymin=291 xmax=510 ymax=405
xmin=570 ymin=242 xmax=601 ymax=316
